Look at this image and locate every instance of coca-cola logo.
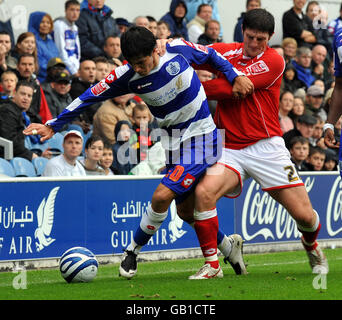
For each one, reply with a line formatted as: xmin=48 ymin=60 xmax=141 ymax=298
xmin=326 ymin=176 xmax=342 ymax=236
xmin=241 ymin=178 xmax=315 ymax=241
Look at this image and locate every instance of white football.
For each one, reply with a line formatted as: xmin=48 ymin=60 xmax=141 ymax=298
xmin=59 ymin=247 xmax=98 ymax=283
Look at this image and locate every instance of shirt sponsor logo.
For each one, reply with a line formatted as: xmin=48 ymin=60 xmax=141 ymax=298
xmin=91 ymin=80 xmax=110 ymax=96
xmin=246 ymin=60 xmax=269 ymax=75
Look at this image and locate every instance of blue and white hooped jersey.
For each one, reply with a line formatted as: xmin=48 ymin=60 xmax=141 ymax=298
xmin=333 ymin=28 xmax=342 ymax=77
xmin=46 ymin=39 xmax=242 ymax=148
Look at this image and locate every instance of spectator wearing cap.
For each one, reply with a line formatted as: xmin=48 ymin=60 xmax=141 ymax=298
xmin=42 ymin=71 xmax=73 ymax=119
xmin=283 ymin=113 xmax=318 ymax=150
xmin=28 ymin=11 xmax=60 ymax=83
xmin=45 ymin=57 xmax=68 ymax=83
xmin=115 ymin=18 xmax=131 ymax=35
xmin=76 ymin=0 xmax=119 ymax=60
xmin=42 ymin=130 xmax=86 ymax=176
xmin=304 ymin=84 xmax=327 ymax=121
xmin=54 ymin=0 xmax=81 ymax=77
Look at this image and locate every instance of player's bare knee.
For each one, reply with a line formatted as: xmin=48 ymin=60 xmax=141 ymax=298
xmin=195 ymin=183 xmax=213 ymax=206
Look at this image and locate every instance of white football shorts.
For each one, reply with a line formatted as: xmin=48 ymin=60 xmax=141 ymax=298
xmin=217 ymin=136 xmax=304 ymax=198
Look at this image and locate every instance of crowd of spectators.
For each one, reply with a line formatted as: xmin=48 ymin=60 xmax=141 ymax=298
xmin=0 ymin=0 xmax=341 ymax=177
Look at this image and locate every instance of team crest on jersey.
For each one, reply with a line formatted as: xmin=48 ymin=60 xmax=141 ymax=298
xmin=91 ymin=80 xmax=110 ymax=96
xmin=246 ymin=60 xmax=269 ymax=75
xmin=166 ymin=61 xmax=180 ymax=76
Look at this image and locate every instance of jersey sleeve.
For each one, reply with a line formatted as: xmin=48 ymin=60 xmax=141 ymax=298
xmin=167 ymin=39 xmax=243 ymax=84
xmin=203 ymin=48 xmax=285 ymax=100
xmin=46 ymin=65 xmax=132 ymax=132
xmin=334 ymin=29 xmax=342 ymax=77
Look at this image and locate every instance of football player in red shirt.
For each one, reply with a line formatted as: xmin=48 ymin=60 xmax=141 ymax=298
xmin=191 ymin=9 xmax=328 ymax=274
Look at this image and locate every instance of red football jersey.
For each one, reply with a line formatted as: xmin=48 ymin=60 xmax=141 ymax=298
xmin=201 ymin=42 xmax=285 ymax=149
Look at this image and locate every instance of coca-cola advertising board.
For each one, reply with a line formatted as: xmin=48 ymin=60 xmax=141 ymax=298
xmin=234 ymin=173 xmax=342 ymax=243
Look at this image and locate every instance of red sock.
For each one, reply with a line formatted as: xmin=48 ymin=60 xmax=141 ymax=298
xmin=194 ymin=216 xmax=219 ymax=269
xmin=299 ymin=223 xmax=321 ymax=251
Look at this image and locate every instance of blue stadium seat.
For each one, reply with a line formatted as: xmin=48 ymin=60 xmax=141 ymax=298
xmin=46 ymin=132 xmax=64 ymax=156
xmin=32 ymin=157 xmax=49 ymax=176
xmin=10 ymin=157 xmax=37 ymax=177
xmin=67 ymin=124 xmax=84 ymax=134
xmin=0 ymin=158 xmax=15 ymax=177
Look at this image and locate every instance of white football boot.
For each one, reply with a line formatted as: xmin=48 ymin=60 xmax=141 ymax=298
xmin=188 ymin=263 xmax=223 ymax=280
xmin=302 ymin=239 xmax=329 ymax=274
xmin=224 ymin=234 xmax=248 ymax=275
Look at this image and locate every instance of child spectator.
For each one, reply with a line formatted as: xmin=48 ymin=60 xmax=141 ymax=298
xmin=309 ymin=115 xmax=325 ymax=148
xmin=99 ymin=141 xmax=115 ymax=175
xmin=157 ymin=20 xmax=171 ymax=39
xmin=0 ymin=70 xmax=18 ymax=101
xmin=306 ymin=146 xmax=326 ymax=171
xmin=289 ymin=136 xmax=311 ymax=171
xmin=93 ymin=56 xmax=110 ymax=82
xmin=112 ymin=120 xmax=137 ymax=175
xmin=323 ymin=149 xmax=338 ymax=171
xmin=131 ymin=103 xmax=158 ymax=163
xmin=54 ymin=0 xmax=81 ymax=77
xmin=80 ymin=135 xmax=106 ymax=175
xmin=281 ymin=63 xmax=306 ymax=94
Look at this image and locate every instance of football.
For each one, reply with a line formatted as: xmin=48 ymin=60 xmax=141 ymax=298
xmin=59 ymin=247 xmax=98 ymax=283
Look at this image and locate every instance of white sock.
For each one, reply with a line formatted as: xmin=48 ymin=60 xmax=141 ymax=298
xmin=218 ymin=235 xmax=232 ymax=258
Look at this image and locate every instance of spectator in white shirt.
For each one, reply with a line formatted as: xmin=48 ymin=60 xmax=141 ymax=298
xmin=43 ymin=130 xmax=86 ymax=176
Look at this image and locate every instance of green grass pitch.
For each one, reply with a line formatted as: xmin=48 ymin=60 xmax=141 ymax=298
xmin=1 ymin=248 xmax=341 ymax=300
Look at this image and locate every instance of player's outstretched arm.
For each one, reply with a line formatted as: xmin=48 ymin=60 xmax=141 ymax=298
xmin=324 ymin=77 xmax=342 ymax=148
xmin=23 ymin=124 xmax=55 ymax=142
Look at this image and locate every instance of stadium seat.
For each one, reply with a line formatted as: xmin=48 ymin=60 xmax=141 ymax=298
xmin=10 ymin=157 xmax=37 ymax=177
xmin=32 ymin=157 xmax=49 ymax=176
xmin=0 ymin=158 xmax=15 ymax=177
xmin=46 ymin=132 xmax=64 ymax=156
xmin=67 ymin=124 xmax=84 ymax=134
xmin=30 ymin=142 xmax=49 ymax=156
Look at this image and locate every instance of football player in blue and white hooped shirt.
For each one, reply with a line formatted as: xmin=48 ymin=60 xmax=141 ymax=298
xmin=324 ymin=27 xmax=342 ymax=177
xmin=23 ymin=26 xmax=253 ymax=279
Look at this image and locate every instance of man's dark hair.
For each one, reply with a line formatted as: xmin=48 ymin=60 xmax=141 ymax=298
xmin=242 ymin=8 xmax=275 ymax=36
xmin=65 ymin=0 xmax=80 ymax=10
xmin=289 ymin=136 xmax=309 ymax=150
xmin=18 ymin=53 xmax=36 ymax=64
xmin=120 ymin=26 xmax=156 ymax=63
xmin=16 ymin=80 xmax=35 ymax=92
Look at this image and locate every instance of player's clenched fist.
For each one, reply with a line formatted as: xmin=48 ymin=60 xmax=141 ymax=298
xmin=232 ymin=76 xmax=254 ymax=99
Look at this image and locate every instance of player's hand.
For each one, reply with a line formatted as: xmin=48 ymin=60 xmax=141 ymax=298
xmin=324 ymin=128 xmax=339 ymax=149
xmin=23 ymin=123 xmax=55 ymax=142
xmin=156 ymin=38 xmax=173 ymax=57
xmin=232 ymin=76 xmax=254 ymax=99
